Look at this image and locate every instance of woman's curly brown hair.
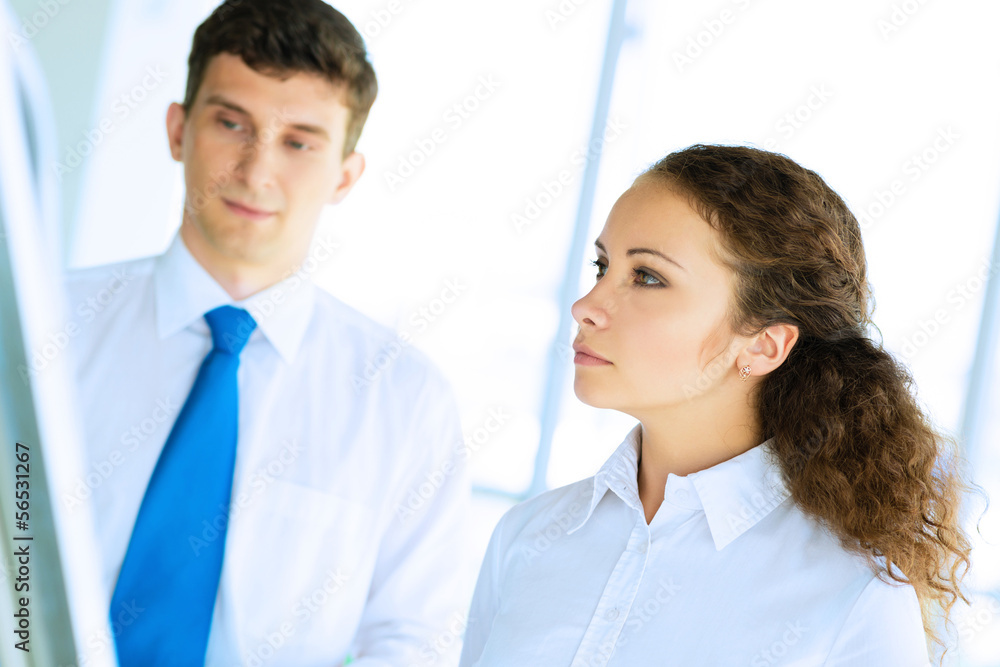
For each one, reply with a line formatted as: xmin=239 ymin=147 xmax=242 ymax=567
xmin=643 ymin=144 xmax=974 ymax=660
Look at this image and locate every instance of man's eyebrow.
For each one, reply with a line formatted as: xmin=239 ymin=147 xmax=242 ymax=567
xmin=594 ymin=239 xmax=687 ymax=272
xmin=204 ymin=94 xmax=330 ymax=141
xmin=205 ymin=94 xmax=250 ymax=116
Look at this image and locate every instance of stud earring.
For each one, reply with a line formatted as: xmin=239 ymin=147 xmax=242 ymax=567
xmin=739 ymin=365 xmax=752 ymax=381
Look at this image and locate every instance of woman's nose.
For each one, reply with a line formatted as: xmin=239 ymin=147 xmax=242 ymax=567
xmin=572 ymin=284 xmax=610 ymax=328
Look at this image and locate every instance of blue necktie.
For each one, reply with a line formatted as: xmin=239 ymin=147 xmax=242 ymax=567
xmin=111 ymin=305 xmax=257 ymax=665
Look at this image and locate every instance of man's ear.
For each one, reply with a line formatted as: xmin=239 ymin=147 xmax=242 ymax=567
xmin=328 ymin=151 xmax=365 ymax=205
xmin=737 ymin=323 xmax=799 ymax=378
xmin=166 ymin=102 xmax=187 ymax=162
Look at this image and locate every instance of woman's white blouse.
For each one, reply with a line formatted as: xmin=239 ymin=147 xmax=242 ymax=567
xmin=460 ymin=425 xmax=931 ymax=667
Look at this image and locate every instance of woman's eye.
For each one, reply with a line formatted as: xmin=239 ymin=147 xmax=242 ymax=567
xmin=590 ymin=259 xmax=607 ymax=280
xmin=634 ymin=269 xmax=662 ymax=287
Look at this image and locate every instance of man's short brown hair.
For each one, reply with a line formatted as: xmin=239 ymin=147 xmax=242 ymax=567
xmin=183 ymin=0 xmax=378 ymax=155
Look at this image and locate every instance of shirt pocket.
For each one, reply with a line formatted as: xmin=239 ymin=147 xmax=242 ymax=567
xmin=222 ymin=478 xmax=379 ymax=662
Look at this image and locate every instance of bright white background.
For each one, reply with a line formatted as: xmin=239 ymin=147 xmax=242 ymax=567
xmin=10 ymin=0 xmax=1000 ymax=662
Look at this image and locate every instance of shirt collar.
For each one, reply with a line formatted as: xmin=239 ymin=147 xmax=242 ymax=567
xmin=567 ymin=424 xmax=790 ymax=551
xmin=153 ymin=233 xmax=316 ymax=364
xmin=567 ymin=424 xmax=644 ymax=535
xmin=689 ymin=438 xmax=790 ymax=550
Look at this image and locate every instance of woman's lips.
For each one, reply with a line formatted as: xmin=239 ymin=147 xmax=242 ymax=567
xmin=223 ymin=198 xmax=275 ymax=221
xmin=573 ymin=343 xmax=612 ymax=366
xmin=574 ymin=351 xmax=612 ymax=366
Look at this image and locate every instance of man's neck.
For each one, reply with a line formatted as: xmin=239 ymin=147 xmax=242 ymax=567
xmin=179 ymin=223 xmax=292 ymax=301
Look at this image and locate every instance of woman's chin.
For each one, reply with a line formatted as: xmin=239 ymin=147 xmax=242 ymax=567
xmin=572 ymin=378 xmax=618 ymax=410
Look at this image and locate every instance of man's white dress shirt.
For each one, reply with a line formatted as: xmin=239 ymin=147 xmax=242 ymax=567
xmin=64 ymin=233 xmax=469 ymax=666
xmin=460 ymin=424 xmax=930 ymax=667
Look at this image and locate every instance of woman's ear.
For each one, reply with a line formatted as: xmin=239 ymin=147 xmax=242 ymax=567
xmin=738 ymin=323 xmax=799 ymax=378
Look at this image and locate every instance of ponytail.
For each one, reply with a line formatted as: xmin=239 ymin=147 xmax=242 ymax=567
xmin=760 ymin=332 xmax=971 ymax=654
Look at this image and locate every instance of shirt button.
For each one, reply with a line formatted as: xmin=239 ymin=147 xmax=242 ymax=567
xmin=674 ymin=488 xmax=690 ymax=500
xmin=638 ymin=542 xmax=648 ymax=554
xmin=605 ymin=608 xmax=619 ymax=620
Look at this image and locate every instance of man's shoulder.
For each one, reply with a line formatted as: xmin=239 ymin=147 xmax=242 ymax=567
xmin=63 ymin=253 xmax=157 ymax=294
xmin=62 ymin=253 xmax=158 ymax=323
xmin=309 ymin=287 xmax=448 ymax=393
xmin=310 ymin=287 xmax=400 ymax=345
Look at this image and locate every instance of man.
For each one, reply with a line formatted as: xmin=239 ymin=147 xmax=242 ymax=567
xmin=64 ymin=1 xmax=469 ymax=664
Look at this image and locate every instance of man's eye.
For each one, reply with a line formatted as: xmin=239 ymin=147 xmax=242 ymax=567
xmin=590 ymin=259 xmax=607 ymax=280
xmin=287 ymin=140 xmax=309 ymax=151
xmin=220 ymin=119 xmax=242 ymax=131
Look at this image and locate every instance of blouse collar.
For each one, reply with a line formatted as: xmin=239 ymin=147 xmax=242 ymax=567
xmin=567 ymin=423 xmax=791 ymax=550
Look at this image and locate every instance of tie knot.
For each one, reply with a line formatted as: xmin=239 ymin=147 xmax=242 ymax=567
xmin=204 ymin=306 xmax=257 ymax=355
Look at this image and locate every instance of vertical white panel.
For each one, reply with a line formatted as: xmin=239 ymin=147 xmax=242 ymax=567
xmin=0 ymin=0 xmax=116 ymax=664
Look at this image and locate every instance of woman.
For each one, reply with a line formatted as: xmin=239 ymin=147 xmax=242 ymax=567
xmin=460 ymin=144 xmax=972 ymax=666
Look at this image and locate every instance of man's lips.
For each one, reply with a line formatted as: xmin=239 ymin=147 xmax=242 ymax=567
xmin=573 ymin=342 xmax=612 ymax=366
xmin=223 ymin=198 xmax=275 ymax=221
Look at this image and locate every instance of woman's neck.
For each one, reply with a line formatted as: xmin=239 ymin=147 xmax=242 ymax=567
xmin=634 ymin=391 xmax=761 ymax=524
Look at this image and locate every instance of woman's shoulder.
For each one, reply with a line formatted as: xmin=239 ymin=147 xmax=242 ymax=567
xmin=823 ymin=572 xmax=928 ymax=665
xmin=492 ymin=477 xmax=597 ymax=549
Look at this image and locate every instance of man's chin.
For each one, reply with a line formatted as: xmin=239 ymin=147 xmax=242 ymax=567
xmin=214 ymin=241 xmax=280 ymax=268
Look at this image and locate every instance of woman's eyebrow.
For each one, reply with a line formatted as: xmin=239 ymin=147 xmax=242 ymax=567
xmin=627 ymin=248 xmax=686 ymax=273
xmin=594 ymin=239 xmax=687 ymax=273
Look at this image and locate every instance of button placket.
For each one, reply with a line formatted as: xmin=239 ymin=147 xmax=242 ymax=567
xmin=570 ymin=513 xmax=650 ymax=667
